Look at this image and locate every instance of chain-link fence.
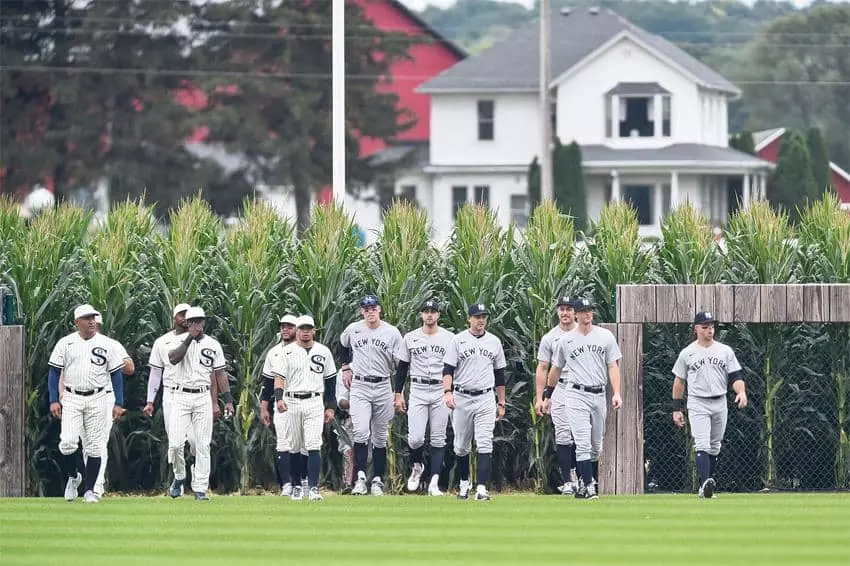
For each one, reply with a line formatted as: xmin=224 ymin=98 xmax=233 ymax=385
xmin=644 ymin=323 xmax=850 ymax=493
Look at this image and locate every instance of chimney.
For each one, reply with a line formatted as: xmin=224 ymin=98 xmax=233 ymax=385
xmin=560 ymin=7 xmax=571 ymax=15
xmin=588 ymin=7 xmax=600 ymax=15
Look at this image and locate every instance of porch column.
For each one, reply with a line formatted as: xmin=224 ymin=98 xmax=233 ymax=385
xmin=670 ymin=170 xmax=680 ymax=208
xmin=759 ymin=173 xmax=767 ymax=200
xmin=742 ymin=174 xmax=751 ymax=208
xmin=611 ymin=170 xmax=621 ymax=202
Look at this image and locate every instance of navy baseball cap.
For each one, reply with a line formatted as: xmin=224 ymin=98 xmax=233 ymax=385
xmin=360 ymin=295 xmax=380 ymax=308
xmin=420 ymin=298 xmax=441 ymax=312
xmin=573 ymin=298 xmax=595 ymax=311
xmin=694 ymin=311 xmax=717 ymax=325
xmin=556 ymin=296 xmax=575 ymax=308
xmin=468 ymin=302 xmax=489 ymax=316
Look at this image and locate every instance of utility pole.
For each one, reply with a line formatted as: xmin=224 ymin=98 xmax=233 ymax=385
xmin=332 ymin=0 xmax=346 ymax=206
xmin=539 ymin=0 xmax=553 ymax=202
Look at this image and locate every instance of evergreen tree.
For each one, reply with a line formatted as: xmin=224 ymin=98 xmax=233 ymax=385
xmin=767 ymin=131 xmax=816 ymax=223
xmin=527 ymin=156 xmax=541 ymax=213
xmin=737 ymin=130 xmax=756 ymax=155
xmin=806 ymin=127 xmax=831 ymax=196
xmin=553 ymin=139 xmax=588 ymax=232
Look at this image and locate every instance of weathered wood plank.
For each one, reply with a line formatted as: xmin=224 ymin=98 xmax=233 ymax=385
xmin=803 ymin=284 xmax=829 ymax=322
xmin=617 ymin=285 xmax=656 ymax=323
xmin=0 ymin=326 xmax=25 ymax=497
xmin=733 ymin=285 xmax=761 ymax=322
xmin=615 ymin=323 xmax=644 ymax=495
xmin=599 ymin=323 xmax=618 ymax=495
xmin=760 ymin=285 xmax=787 ymax=323
xmin=714 ymin=285 xmax=735 ymax=322
xmin=655 ymin=285 xmax=696 ymax=323
xmin=829 ymin=284 xmax=850 ymax=322
xmin=786 ymin=284 xmax=805 ymax=322
xmin=694 ymin=285 xmax=716 ymax=317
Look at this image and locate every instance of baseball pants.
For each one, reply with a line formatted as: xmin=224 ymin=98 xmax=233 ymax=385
xmin=81 ymin=391 xmax=115 ymax=495
xmin=168 ymin=390 xmax=213 ymax=493
xmin=451 ymin=392 xmax=496 ymax=457
xmin=408 ymin=385 xmax=450 ymax=449
xmin=350 ymin=379 xmax=394 ymax=448
xmin=566 ymin=388 xmax=606 ymax=462
xmin=274 ymin=402 xmax=292 ymax=452
xmin=59 ymin=389 xmax=112 ymax=459
xmin=285 ymin=394 xmax=325 ymax=452
xmin=687 ymin=395 xmax=727 ymax=456
xmin=164 ymin=388 xmax=196 ymax=470
xmin=550 ymin=384 xmax=574 ymax=445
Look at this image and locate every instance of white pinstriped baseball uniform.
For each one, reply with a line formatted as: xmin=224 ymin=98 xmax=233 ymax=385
xmin=167 ymin=335 xmax=225 ymax=493
xmin=270 ymin=341 xmax=336 ymax=452
xmin=49 ymin=332 xmax=124 ymax=459
xmin=262 ymin=341 xmax=292 ymax=452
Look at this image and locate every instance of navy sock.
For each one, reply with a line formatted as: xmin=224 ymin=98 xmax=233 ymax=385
xmin=273 ymin=454 xmax=284 ymax=487
xmin=84 ymin=456 xmax=101 ymax=492
xmin=569 ymin=444 xmax=577 ymax=474
xmin=62 ymin=452 xmax=78 ymax=480
xmin=307 ymin=450 xmax=321 ymax=488
xmin=696 ymin=451 xmax=711 ymax=484
xmin=592 ymin=460 xmax=599 ymax=484
xmin=276 ymin=451 xmax=291 ymax=487
xmin=373 ymin=447 xmax=387 ymax=479
xmin=354 ymin=443 xmax=369 ymax=476
xmin=577 ymin=459 xmax=593 ymax=487
xmin=556 ymin=444 xmax=572 ymax=485
xmin=288 ymin=452 xmax=300 ymax=485
xmin=709 ymin=454 xmax=717 ymax=478
xmin=410 ymin=445 xmax=424 ymax=465
xmin=457 ymin=454 xmax=470 ymax=482
xmin=476 ymin=453 xmax=492 ymax=487
xmin=430 ymin=446 xmax=445 ymax=479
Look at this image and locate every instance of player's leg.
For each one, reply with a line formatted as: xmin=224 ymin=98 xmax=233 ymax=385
xmin=93 ymin=391 xmax=115 ymax=498
xmin=589 ymin=392 xmax=607 ymax=490
xmin=451 ymin=396 xmax=474 ymax=499
xmin=348 ymin=383 xmax=371 ymax=494
xmin=472 ymin=395 xmax=497 ymax=500
xmin=708 ymin=399 xmax=728 ymax=482
xmin=168 ymin=393 xmax=191 ymax=492
xmin=369 ymin=384 xmax=394 ymax=495
xmin=79 ymin=394 xmax=109 ymax=500
xmin=303 ymin=398 xmax=324 ymax=500
xmin=59 ymin=394 xmax=84 ymax=501
xmin=566 ymin=391 xmax=595 ymax=497
xmin=189 ymin=393 xmax=213 ymax=498
xmin=406 ymin=390 xmax=428 ymax=491
xmin=287 ymin=402 xmax=306 ymax=500
xmin=687 ymin=396 xmax=714 ymax=497
xmin=273 ymin=403 xmax=292 ymax=495
xmin=550 ymin=386 xmax=576 ymax=493
xmin=427 ymin=389 xmax=450 ymax=495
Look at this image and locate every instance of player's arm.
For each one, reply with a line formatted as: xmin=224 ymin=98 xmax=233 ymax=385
xmin=110 ymin=367 xmax=126 ymax=420
xmin=494 ymin=367 xmax=506 ymax=421
xmin=729 ymin=370 xmax=747 ymax=409
xmin=672 ymin=376 xmax=686 ymax=427
xmin=168 ymin=333 xmax=194 ymax=365
xmin=607 ymin=361 xmax=621 ymax=409
xmin=323 ymin=352 xmax=338 ymax=423
xmin=535 ymin=360 xmax=550 ymax=403
xmin=273 ymin=373 xmax=287 ymax=412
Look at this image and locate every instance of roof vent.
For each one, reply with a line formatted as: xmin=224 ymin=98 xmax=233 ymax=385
xmin=588 ymin=7 xmax=600 ymax=15
xmin=560 ymin=7 xmax=571 ymax=15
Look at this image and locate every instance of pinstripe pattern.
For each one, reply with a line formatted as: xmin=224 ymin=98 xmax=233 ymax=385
xmin=59 ymin=390 xmax=113 ymax=457
xmin=284 ymin=396 xmax=324 ymax=451
xmin=273 ymin=404 xmax=291 ymax=452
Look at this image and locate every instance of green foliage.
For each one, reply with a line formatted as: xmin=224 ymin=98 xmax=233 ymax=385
xmin=527 ymin=157 xmax=541 ymax=214
xmin=806 ymin=127 xmax=831 ymax=196
xmin=553 ymin=140 xmax=588 ymax=233
xmin=659 ymin=202 xmax=724 ymax=284
xmin=767 ymin=131 xmax=817 ymax=224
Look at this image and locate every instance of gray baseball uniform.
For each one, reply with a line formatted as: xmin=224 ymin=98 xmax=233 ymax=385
xmin=537 ymin=325 xmax=574 ymax=445
xmin=552 ymin=326 xmax=621 ymax=462
xmin=339 ymin=320 xmax=402 ymax=448
xmin=444 ymin=330 xmax=506 ymax=457
xmin=396 ymin=327 xmax=455 ymax=449
xmin=672 ymin=340 xmax=742 ymax=456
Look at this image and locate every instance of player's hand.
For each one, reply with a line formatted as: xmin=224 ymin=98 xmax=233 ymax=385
xmin=112 ymin=405 xmax=127 ymax=421
xmin=213 ymin=404 xmax=222 ymax=420
xmin=324 ymin=408 xmax=335 ymax=424
xmin=142 ymin=402 xmax=155 ymax=418
xmin=444 ymin=392 xmax=455 ymax=410
xmin=50 ymin=402 xmax=62 ymax=419
xmin=735 ymin=391 xmax=748 ymax=409
xmin=496 ymin=404 xmax=505 ymax=421
xmin=672 ymin=410 xmax=685 ymax=428
xmin=260 ymin=406 xmax=271 ymax=427
xmin=277 ymin=399 xmax=287 ymax=413
xmin=224 ymin=403 xmax=234 ymax=420
xmin=611 ymin=392 xmax=622 ymax=410
xmin=190 ymin=327 xmax=204 ymax=341
xmin=393 ymin=393 xmax=406 ymax=414
xmin=543 ymin=398 xmax=552 ymax=415
xmin=338 ymin=398 xmax=350 ymax=411
xmin=342 ymin=368 xmax=353 ymax=388
xmin=534 ymin=398 xmax=544 ymax=417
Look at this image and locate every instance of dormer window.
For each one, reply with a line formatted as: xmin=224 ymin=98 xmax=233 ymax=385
xmin=605 ymin=82 xmax=671 ymax=139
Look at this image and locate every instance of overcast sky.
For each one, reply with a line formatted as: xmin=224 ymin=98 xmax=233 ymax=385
xmin=402 ymin=0 xmax=844 ymax=10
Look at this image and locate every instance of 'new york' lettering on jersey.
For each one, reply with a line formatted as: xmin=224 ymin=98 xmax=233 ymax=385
xmin=444 ymin=330 xmax=507 ymax=391
xmin=49 ymin=332 xmax=125 ymax=391
xmin=171 ymin=335 xmax=226 ymax=388
xmin=148 ymin=330 xmax=190 ymax=387
xmin=270 ymin=341 xmax=337 ymax=393
xmin=552 ymin=327 xmax=621 ymax=388
xmin=672 ymin=340 xmax=742 ymax=398
xmin=340 ymin=320 xmax=402 ymax=377
xmin=396 ymin=327 xmax=454 ymax=380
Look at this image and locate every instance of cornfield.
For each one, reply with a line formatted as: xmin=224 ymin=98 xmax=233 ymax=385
xmin=2 ymin=194 xmax=849 ymax=496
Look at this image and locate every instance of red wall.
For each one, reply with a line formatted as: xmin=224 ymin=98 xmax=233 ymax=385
xmin=757 ymin=138 xmax=781 ymax=164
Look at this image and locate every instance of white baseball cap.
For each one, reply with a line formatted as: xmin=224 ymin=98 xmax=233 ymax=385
xmin=94 ymin=314 xmax=103 ymax=324
xmin=173 ymin=303 xmax=191 ymax=316
xmin=295 ymin=315 xmax=315 ymax=328
xmin=73 ymin=304 xmax=100 ymax=320
xmin=279 ymin=314 xmax=298 ymax=326
xmin=184 ymin=307 xmax=206 ymax=320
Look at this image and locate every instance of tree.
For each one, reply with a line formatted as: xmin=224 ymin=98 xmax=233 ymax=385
xmin=527 ymin=156 xmax=541 ymax=214
xmin=737 ymin=130 xmax=756 ymax=155
xmin=553 ymin=139 xmax=587 ymax=232
xmin=806 ymin=127 xmax=831 ymax=196
xmin=767 ymin=131 xmax=816 ymax=223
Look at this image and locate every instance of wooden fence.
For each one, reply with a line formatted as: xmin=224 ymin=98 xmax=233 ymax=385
xmin=0 ymin=326 xmax=25 ymax=497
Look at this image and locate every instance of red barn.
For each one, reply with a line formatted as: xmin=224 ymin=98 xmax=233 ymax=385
xmin=754 ymin=128 xmax=850 ymax=207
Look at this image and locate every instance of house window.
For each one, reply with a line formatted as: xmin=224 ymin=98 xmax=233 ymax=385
xmin=623 ymin=185 xmax=653 ymax=225
xmin=452 ymin=185 xmax=467 ymax=219
xmin=550 ymin=97 xmax=557 ymax=136
xmin=511 ymin=194 xmax=529 ymax=228
xmin=400 ymin=184 xmax=416 ymax=203
xmin=662 ymin=96 xmax=671 ymax=137
xmin=661 ymin=183 xmax=671 ymax=218
xmin=477 ymin=100 xmax=494 ymax=141
xmin=619 ymin=97 xmax=654 ymax=138
xmin=474 ymin=185 xmax=490 ymax=206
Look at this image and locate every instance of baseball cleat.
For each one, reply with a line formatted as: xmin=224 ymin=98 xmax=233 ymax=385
xmin=83 ymin=490 xmax=99 ymax=503
xmin=428 ymin=479 xmax=443 ymax=497
xmin=64 ymin=473 xmax=82 ymax=502
xmin=308 ymin=487 xmax=322 ymax=501
xmin=352 ymin=472 xmax=368 ymax=496
xmin=194 ymin=492 xmax=209 ymax=501
xmin=474 ymin=486 xmax=490 ymax=501
xmin=584 ymin=483 xmax=599 ymax=500
xmin=407 ymin=462 xmax=425 ymax=492
xmin=457 ymin=480 xmax=471 ymax=500
xmin=169 ymin=479 xmax=184 ymax=498
xmin=301 ymin=478 xmax=309 ymax=491
xmin=558 ymin=482 xmax=576 ymax=495
xmin=280 ymin=483 xmax=293 ymax=497
xmin=371 ymin=478 xmax=385 ymax=496
xmin=291 ymin=486 xmax=303 ymax=501
xmin=700 ymin=478 xmax=715 ymax=499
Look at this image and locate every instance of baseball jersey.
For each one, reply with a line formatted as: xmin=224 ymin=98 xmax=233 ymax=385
xmin=537 ymin=325 xmax=574 ymax=380
xmin=48 ymin=332 xmax=125 ymax=391
xmin=672 ymin=340 xmax=742 ymax=397
xmin=396 ymin=327 xmax=455 ymax=379
xmin=443 ymin=330 xmax=507 ymax=391
xmin=339 ymin=320 xmax=402 ymax=378
xmin=270 ymin=341 xmax=336 ymax=394
xmin=148 ymin=330 xmax=189 ymax=387
xmin=261 ymin=341 xmax=289 ymax=380
xmin=552 ymin=326 xmax=621 ymax=388
xmin=170 ymin=335 xmax=226 ymax=389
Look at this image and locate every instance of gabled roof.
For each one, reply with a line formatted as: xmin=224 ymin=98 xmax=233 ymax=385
xmin=418 ymin=7 xmax=738 ymax=95
xmin=753 ymin=128 xmax=786 ymax=151
xmin=388 ymin=0 xmax=466 ymax=60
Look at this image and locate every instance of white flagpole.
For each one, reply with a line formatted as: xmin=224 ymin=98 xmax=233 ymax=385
xmin=332 ymin=0 xmax=346 ymax=205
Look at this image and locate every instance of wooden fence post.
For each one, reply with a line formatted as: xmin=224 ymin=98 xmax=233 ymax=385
xmin=0 ymin=325 xmax=26 ymax=497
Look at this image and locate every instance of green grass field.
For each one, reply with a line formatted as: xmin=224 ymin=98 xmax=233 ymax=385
xmin=2 ymin=493 xmax=849 ymax=565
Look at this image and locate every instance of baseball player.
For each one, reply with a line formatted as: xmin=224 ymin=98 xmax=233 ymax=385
xmin=535 ymin=296 xmax=578 ymax=494
xmin=48 ymin=304 xmax=126 ymax=503
xmin=259 ymin=314 xmax=301 ymax=497
xmin=442 ymin=302 xmax=506 ymax=501
xmin=544 ymin=298 xmax=622 ymax=500
xmin=394 ymin=298 xmax=454 ymax=496
xmin=339 ymin=294 xmax=403 ymax=496
xmin=271 ymin=315 xmax=338 ymax=501
xmin=672 ymin=311 xmax=748 ymax=498
xmin=165 ymin=306 xmax=233 ymax=500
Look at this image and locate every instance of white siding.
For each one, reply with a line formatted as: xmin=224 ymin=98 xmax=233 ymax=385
xmin=395 ymin=171 xmax=432 ymax=213
xmin=430 ymin=94 xmax=540 ymax=166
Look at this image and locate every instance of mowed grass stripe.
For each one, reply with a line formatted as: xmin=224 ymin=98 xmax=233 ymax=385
xmin=2 ymin=495 xmax=849 ymax=566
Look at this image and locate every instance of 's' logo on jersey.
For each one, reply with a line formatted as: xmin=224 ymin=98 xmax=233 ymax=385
xmin=90 ymin=347 xmax=108 ymax=366
xmin=310 ymin=354 xmax=326 ymax=374
xmin=199 ymin=348 xmax=216 ymax=368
